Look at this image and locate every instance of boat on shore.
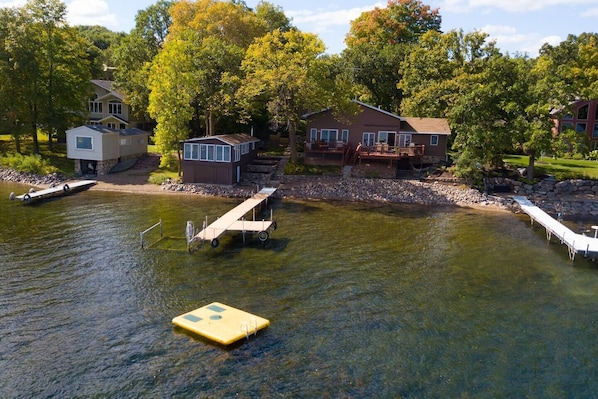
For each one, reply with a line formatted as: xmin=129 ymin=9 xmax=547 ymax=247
xmin=9 ymin=180 xmax=97 ymax=203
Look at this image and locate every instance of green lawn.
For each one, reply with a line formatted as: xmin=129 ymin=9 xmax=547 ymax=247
xmin=504 ymin=155 xmax=598 ymax=180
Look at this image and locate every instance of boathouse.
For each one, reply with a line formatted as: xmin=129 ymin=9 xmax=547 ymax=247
xmin=181 ymin=133 xmax=260 ymax=185
xmin=66 ymin=125 xmax=148 ymax=176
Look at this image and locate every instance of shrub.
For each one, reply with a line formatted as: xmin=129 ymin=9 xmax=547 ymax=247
xmin=159 ymin=153 xmax=178 ymax=169
xmin=0 ymin=152 xmax=58 ymax=175
xmin=148 ymin=173 xmax=172 ymax=185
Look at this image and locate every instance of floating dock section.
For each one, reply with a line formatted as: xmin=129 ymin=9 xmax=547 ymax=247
xmin=9 ymin=180 xmax=97 ymax=203
xmin=186 ymin=187 xmax=277 ymax=250
xmin=513 ymin=196 xmax=598 ymax=260
xmin=172 ymin=302 xmax=270 ymax=345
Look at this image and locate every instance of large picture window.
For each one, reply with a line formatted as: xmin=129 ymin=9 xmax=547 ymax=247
xmin=76 ymin=136 xmax=93 ymax=150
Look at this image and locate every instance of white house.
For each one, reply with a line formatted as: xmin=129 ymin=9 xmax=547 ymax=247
xmin=66 ymin=125 xmax=148 ymax=176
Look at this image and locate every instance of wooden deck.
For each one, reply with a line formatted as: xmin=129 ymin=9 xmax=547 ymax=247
xmin=304 ymin=142 xmax=425 ymax=167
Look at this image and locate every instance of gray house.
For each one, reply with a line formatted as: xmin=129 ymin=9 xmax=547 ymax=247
xmin=66 ymin=125 xmax=148 ymax=176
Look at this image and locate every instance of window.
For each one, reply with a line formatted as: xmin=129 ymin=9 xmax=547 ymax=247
xmin=593 ymin=124 xmax=598 ymax=139
xmin=576 ymin=123 xmax=587 ymax=133
xmin=341 ymin=130 xmax=349 ymax=143
xmin=561 ymin=122 xmax=573 ymax=132
xmin=120 ymin=138 xmax=131 ymax=145
xmin=234 ymin=145 xmax=241 ymax=162
xmin=241 ymin=143 xmax=249 ymax=155
xmin=377 ymin=131 xmax=397 ymax=145
xmin=578 ymin=104 xmax=589 ymax=120
xmin=183 ymin=143 xmax=199 ymax=160
xmin=108 ymin=101 xmax=122 ymax=115
xmin=89 ymin=100 xmax=102 ymax=113
xmin=430 ymin=135 xmax=439 ymax=146
xmin=363 ymin=132 xmax=375 ymax=146
xmin=562 ymin=113 xmax=573 ymax=120
xmin=76 ymin=136 xmax=93 ymax=150
xmin=398 ymin=134 xmax=412 ymax=147
xmin=215 ymin=145 xmax=231 ymax=162
xmin=197 ymin=144 xmax=230 ymax=162
xmin=107 ymin=122 xmax=117 ymax=129
xmin=320 ymin=129 xmax=338 ymax=143
xmin=310 ymin=128 xmax=317 ymax=142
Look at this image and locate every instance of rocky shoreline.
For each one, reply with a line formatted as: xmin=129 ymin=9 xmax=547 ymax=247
xmin=6 ymin=166 xmax=598 ymax=221
xmin=0 ymin=166 xmax=509 ymax=209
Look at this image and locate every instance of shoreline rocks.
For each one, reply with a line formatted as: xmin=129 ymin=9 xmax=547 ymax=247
xmin=162 ymin=174 xmax=510 ymax=210
xmin=5 ymin=166 xmax=598 ymax=220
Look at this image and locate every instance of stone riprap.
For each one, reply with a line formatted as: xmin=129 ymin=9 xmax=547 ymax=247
xmin=5 ymin=166 xmax=598 ymax=217
xmin=162 ymin=175 xmax=508 ymax=209
xmin=0 ymin=168 xmax=63 ymax=187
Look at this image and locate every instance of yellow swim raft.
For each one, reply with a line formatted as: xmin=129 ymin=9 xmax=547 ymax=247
xmin=172 ymin=302 xmax=270 ymax=345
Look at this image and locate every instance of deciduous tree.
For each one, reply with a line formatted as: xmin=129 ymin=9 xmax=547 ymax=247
xmin=238 ymin=29 xmax=339 ymax=162
xmin=343 ymin=0 xmax=441 ymax=112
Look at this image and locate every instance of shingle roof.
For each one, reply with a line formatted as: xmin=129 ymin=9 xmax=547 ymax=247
xmin=92 ymin=79 xmax=123 ymax=101
xmin=119 ymin=128 xmax=148 ymax=136
xmin=401 ymin=117 xmax=451 ymax=135
xmin=185 ymin=133 xmax=260 ymax=145
xmin=83 ymin=124 xmax=117 ymax=134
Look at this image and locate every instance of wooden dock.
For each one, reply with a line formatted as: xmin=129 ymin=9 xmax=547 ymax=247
xmin=513 ymin=196 xmax=598 ymax=260
xmin=187 ymin=187 xmax=277 ymax=250
xmin=9 ymin=180 xmax=97 ymax=204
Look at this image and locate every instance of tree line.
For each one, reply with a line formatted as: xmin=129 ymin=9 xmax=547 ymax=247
xmin=1 ymin=0 xmax=597 ymax=181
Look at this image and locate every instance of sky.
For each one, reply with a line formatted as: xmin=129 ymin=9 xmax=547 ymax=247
xmin=1 ymin=0 xmax=597 ymax=57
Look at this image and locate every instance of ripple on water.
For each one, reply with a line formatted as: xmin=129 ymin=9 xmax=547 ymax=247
xmin=2 ymin=189 xmax=598 ymax=397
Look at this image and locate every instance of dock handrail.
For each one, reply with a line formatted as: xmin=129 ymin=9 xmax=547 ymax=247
xmin=140 ymin=219 xmax=162 ymax=249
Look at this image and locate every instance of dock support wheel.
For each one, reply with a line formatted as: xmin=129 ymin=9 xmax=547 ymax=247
xmin=63 ymin=184 xmax=70 ymax=192
xmin=23 ymin=193 xmax=31 ymax=202
xmin=257 ymin=230 xmax=269 ymax=242
xmin=210 ymin=238 xmax=220 ymax=248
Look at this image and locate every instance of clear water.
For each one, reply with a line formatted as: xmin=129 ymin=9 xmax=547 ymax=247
xmin=1 ymin=180 xmax=598 ymax=398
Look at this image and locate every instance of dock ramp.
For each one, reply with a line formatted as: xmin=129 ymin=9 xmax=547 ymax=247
xmin=187 ymin=187 xmax=277 ymax=250
xmin=513 ymin=196 xmax=598 ymax=260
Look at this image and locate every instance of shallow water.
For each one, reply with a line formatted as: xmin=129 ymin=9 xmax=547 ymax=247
xmin=1 ymin=180 xmax=598 ymax=398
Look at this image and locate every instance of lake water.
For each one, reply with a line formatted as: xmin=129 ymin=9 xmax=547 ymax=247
xmin=1 ymin=180 xmax=598 ymax=398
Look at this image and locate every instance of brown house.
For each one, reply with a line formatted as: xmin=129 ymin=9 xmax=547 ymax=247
xmin=303 ymin=100 xmax=450 ymax=167
xmin=552 ymin=99 xmax=598 ymax=150
xmin=182 ymin=133 xmax=260 ymax=185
